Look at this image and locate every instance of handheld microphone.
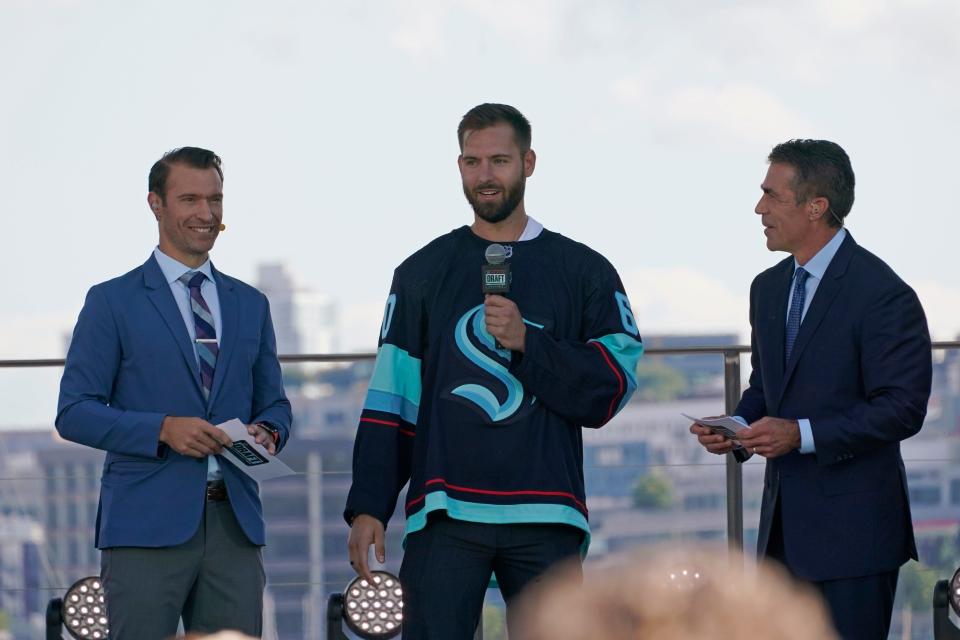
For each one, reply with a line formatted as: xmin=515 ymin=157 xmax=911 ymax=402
xmin=482 ymin=244 xmax=511 ymax=295
xmin=218 ymin=223 xmax=226 ymax=231
xmin=483 ymin=243 xmax=512 ymax=351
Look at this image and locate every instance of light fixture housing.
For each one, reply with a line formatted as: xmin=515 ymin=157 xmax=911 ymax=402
xmin=61 ymin=576 xmax=109 ymax=639
xmin=341 ymin=571 xmax=403 ymax=639
xmin=950 ymin=565 xmax=960 ymax=618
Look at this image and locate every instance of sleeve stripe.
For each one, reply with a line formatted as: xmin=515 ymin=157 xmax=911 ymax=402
xmin=363 ymin=389 xmax=420 ymax=425
xmin=367 ymin=343 xmax=422 ymax=408
xmin=590 ymin=341 xmax=624 ymax=425
xmin=359 ymin=417 xmax=415 ymax=437
xmin=589 ymin=333 xmax=643 ymax=415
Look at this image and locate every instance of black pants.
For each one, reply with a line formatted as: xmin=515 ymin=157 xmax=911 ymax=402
xmin=399 ymin=515 xmax=583 ymax=640
xmin=767 ymin=498 xmax=899 ymax=640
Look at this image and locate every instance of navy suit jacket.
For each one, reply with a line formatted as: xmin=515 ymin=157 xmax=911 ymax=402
xmin=735 ymin=233 xmax=931 ymax=582
xmin=56 ymin=254 xmax=292 ymax=548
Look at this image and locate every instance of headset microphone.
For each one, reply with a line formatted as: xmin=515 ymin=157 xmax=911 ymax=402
xmin=218 ymin=223 xmax=226 ymax=231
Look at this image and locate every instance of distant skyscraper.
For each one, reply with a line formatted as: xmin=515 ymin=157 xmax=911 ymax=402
xmin=256 ymin=263 xmax=339 ymax=356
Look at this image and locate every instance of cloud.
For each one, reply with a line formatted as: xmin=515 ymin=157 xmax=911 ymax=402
xmin=665 ymin=84 xmax=816 ymax=143
xmin=814 ymin=0 xmax=885 ymax=29
xmin=389 ymin=4 xmax=447 ymax=57
xmin=912 ymin=280 xmax=960 ymax=341
xmin=614 ymin=77 xmax=817 ymax=146
xmin=622 ymin=267 xmax=748 ymax=339
xmin=338 ymin=299 xmax=387 ymax=353
xmin=386 ymin=0 xmax=585 ymax=60
xmin=0 ymin=312 xmax=75 ymax=359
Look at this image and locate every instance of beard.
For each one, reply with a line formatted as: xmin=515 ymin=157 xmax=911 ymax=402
xmin=463 ymin=174 xmax=526 ymax=224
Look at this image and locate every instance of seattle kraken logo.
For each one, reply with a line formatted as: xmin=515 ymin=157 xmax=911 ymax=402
xmin=451 ymin=304 xmax=528 ymax=423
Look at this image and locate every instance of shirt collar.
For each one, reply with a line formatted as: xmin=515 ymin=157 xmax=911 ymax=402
xmin=517 ymin=216 xmax=544 ymax=242
xmin=794 ymin=228 xmax=846 ymax=281
xmin=153 ymin=247 xmax=215 ymax=286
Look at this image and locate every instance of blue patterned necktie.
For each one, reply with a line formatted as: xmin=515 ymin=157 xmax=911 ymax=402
xmin=178 ymin=271 xmax=219 ymax=400
xmin=785 ymin=267 xmax=809 ymax=361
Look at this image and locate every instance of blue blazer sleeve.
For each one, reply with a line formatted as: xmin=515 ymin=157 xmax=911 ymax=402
xmin=811 ymin=282 xmax=931 ymax=465
xmin=735 ymin=278 xmax=768 ymax=425
xmin=249 ymin=299 xmax=293 ymax=451
xmin=56 ymin=286 xmax=167 ymax=459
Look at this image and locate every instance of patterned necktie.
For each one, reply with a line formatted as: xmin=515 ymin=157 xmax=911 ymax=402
xmin=785 ymin=267 xmax=809 ymax=362
xmin=178 ymin=271 xmax=219 ymax=400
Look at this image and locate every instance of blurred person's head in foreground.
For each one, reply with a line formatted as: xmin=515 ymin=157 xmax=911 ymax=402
xmin=512 ymin=546 xmax=838 ymax=640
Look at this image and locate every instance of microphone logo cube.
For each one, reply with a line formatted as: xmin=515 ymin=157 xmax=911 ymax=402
xmin=482 ymin=264 xmax=511 ymax=294
xmin=486 ymin=273 xmax=507 ymax=287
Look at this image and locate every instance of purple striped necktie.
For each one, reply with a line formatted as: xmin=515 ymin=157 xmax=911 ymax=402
xmin=178 ymin=271 xmax=219 ymax=400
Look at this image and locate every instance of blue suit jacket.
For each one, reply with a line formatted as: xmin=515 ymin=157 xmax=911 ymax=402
xmin=736 ymin=233 xmax=931 ymax=582
xmin=56 ymin=254 xmax=292 ymax=548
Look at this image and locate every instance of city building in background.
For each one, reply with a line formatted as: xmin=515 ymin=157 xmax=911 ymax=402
xmin=256 ymin=263 xmax=339 ymax=357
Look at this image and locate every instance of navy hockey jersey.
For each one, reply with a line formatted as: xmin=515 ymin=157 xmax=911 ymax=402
xmin=345 ymin=226 xmax=643 ymax=548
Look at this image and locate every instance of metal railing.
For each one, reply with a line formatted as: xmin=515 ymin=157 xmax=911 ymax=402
xmin=7 ymin=341 xmax=960 ymax=552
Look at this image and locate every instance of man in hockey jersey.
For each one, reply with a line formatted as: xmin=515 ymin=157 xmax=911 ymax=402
xmin=345 ymin=103 xmax=644 ymax=638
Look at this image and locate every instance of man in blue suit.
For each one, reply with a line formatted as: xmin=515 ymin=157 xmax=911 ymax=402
xmin=691 ymin=139 xmax=931 ymax=639
xmin=57 ymin=147 xmax=292 ymax=639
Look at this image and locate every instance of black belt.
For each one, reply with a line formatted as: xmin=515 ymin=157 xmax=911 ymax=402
xmin=206 ymin=480 xmax=228 ymax=502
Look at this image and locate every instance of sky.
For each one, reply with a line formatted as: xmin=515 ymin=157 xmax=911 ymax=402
xmin=2 ymin=0 xmax=959 ymax=423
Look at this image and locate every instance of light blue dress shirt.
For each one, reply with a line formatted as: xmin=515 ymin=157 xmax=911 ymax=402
xmin=152 ymin=247 xmax=224 ymax=480
xmin=788 ymin=228 xmax=847 ymax=454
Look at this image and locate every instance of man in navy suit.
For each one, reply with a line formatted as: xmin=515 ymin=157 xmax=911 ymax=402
xmin=57 ymin=147 xmax=291 ymax=639
xmin=691 ymin=139 xmax=931 ymax=639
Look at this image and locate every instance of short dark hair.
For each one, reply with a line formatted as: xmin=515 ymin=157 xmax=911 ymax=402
xmin=148 ymin=147 xmax=223 ymax=202
xmin=768 ymin=139 xmax=855 ymax=227
xmin=457 ymin=103 xmax=532 ymax=152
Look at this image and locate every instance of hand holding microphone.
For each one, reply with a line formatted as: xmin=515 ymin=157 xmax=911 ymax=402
xmin=482 ymin=243 xmax=525 ymax=352
xmin=484 ymin=295 xmax=526 ymax=352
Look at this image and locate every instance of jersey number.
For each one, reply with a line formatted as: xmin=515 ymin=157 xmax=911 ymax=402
xmin=380 ymin=294 xmax=397 ymax=340
xmin=615 ymin=292 xmax=639 ymax=336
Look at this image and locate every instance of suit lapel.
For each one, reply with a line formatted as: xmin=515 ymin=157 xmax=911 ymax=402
xmin=777 ymin=233 xmax=856 ymax=404
xmin=767 ymin=261 xmax=791 ymax=384
xmin=143 ymin=255 xmax=204 ymax=392
xmin=209 ymin=266 xmax=237 ymax=406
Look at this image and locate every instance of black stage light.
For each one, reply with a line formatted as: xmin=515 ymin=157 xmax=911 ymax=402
xmin=933 ymin=566 xmax=960 ymax=639
xmin=327 ymin=571 xmax=402 ymax=640
xmin=46 ymin=576 xmax=109 ymax=640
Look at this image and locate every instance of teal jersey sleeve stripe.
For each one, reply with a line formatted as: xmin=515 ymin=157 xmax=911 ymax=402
xmin=404 ymin=491 xmax=591 ymax=557
xmin=364 ymin=389 xmax=420 ymax=425
xmin=365 ymin=343 xmax=422 ymax=418
xmin=590 ymin=333 xmax=643 ymax=410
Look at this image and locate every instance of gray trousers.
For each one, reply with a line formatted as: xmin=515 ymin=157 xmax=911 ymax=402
xmin=101 ymin=499 xmax=265 ymax=640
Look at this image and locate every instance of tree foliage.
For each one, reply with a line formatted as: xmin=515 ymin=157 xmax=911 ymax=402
xmin=632 ymin=472 xmax=673 ymax=510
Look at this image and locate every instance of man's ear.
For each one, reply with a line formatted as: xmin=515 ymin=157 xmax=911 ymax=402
xmin=808 ymin=196 xmax=829 ymax=221
xmin=523 ymin=149 xmax=536 ymax=177
xmin=147 ymin=193 xmax=161 ymax=219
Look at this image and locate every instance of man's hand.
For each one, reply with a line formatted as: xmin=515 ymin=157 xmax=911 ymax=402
xmin=348 ymin=514 xmax=386 ymax=582
xmin=484 ymin=294 xmax=526 ymax=352
xmin=689 ymin=419 xmax=737 ymax=455
xmin=246 ymin=423 xmax=277 ymax=455
xmin=736 ymin=417 xmax=801 ymax=459
xmin=159 ymin=417 xmax=232 ymax=458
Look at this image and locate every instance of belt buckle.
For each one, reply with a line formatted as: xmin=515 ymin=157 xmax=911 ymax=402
xmin=205 ymin=481 xmax=227 ymax=502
